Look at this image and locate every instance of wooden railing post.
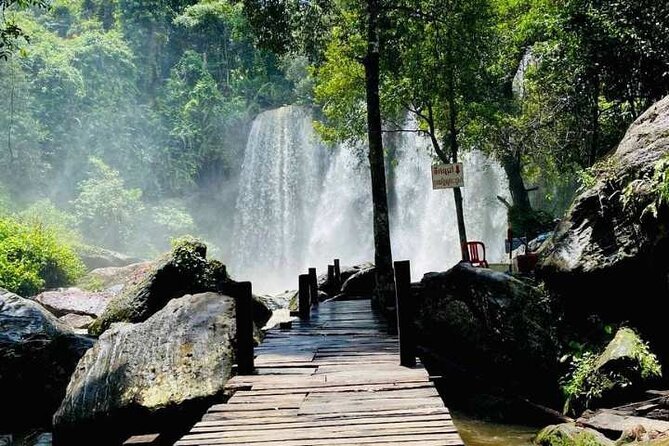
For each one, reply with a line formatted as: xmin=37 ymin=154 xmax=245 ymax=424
xmin=299 ymin=274 xmax=311 ymax=320
xmin=334 ymin=259 xmax=341 ymax=287
xmin=394 ymin=260 xmax=416 ymax=368
xmin=235 ymin=281 xmax=254 ymax=374
xmin=327 ymin=265 xmax=336 ymax=291
xmin=308 ymin=268 xmax=318 ymax=306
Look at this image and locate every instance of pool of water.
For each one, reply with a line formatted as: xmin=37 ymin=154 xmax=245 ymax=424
xmin=451 ymin=412 xmax=537 ymax=446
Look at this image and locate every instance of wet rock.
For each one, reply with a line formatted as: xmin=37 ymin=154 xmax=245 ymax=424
xmin=417 ymin=263 xmax=559 ymax=403
xmin=534 ymin=423 xmax=613 ymax=446
xmin=318 ymin=263 xmax=374 ymax=296
xmin=341 ymin=266 xmax=376 ymax=296
xmin=54 ymin=292 xmax=238 ymax=445
xmin=0 ymin=289 xmax=94 ymax=431
xmin=88 ymin=240 xmax=227 ymax=336
xmin=33 ymin=287 xmax=112 ymax=318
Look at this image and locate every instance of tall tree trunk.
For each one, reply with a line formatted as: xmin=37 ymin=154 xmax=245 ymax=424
xmin=364 ymin=0 xmax=395 ymax=310
xmin=501 ymin=150 xmax=531 ymax=213
xmin=446 ymin=58 xmax=469 ymax=261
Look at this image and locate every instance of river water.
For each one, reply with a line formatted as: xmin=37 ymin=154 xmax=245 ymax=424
xmin=452 ymin=412 xmax=537 ymax=446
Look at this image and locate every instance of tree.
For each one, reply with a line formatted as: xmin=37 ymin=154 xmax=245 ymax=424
xmin=0 ymin=0 xmax=47 ymax=60
xmin=243 ymin=0 xmax=396 ymax=307
xmin=363 ymin=0 xmax=394 ymax=308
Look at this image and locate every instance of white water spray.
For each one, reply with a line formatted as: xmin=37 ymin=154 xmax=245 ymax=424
xmin=231 ymin=106 xmax=509 ymax=293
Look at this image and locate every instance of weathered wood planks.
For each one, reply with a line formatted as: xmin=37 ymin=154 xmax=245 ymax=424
xmin=175 ymin=299 xmax=463 ymax=446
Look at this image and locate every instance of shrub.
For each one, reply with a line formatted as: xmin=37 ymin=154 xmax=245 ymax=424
xmin=73 ymin=158 xmax=143 ymax=251
xmin=0 ymin=216 xmax=85 ymax=296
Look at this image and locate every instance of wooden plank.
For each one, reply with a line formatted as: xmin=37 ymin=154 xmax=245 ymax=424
xmin=123 ymin=434 xmax=160 ymax=445
xmin=175 ymin=432 xmax=464 ymax=445
xmin=178 ymin=297 xmax=463 ymax=446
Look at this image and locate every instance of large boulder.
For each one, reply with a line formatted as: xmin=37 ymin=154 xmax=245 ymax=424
xmin=416 ymin=263 xmax=559 ymax=403
xmin=88 ymin=240 xmax=227 ymax=336
xmin=538 ymin=96 xmax=669 ymax=350
xmin=0 ymin=289 xmax=94 ymax=431
xmin=54 ymin=292 xmax=238 ymax=445
xmin=318 ymin=263 xmax=374 ymax=297
xmin=341 ymin=266 xmax=376 ymax=297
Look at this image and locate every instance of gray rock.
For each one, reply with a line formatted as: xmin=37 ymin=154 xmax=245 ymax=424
xmin=76 ymin=246 xmax=143 ymax=270
xmin=33 ymin=287 xmax=112 ymax=318
xmin=58 ymin=313 xmax=95 ymax=330
xmin=54 ymin=292 xmax=237 ymax=445
xmin=0 ymin=289 xmax=94 ymax=431
xmin=88 ymin=241 xmax=227 ymax=336
xmin=417 ymin=263 xmax=559 ymax=402
xmin=538 ymin=95 xmax=669 ymax=343
xmin=77 ymin=262 xmax=154 ymax=292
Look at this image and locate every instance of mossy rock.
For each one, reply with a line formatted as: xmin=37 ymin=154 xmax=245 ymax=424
xmin=89 ymin=240 xmax=228 ymax=336
xmin=563 ymin=328 xmax=662 ymax=415
xmin=535 ymin=423 xmax=613 ymax=446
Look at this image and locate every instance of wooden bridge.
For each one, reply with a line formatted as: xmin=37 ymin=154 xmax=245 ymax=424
xmin=174 ymin=262 xmax=464 ymax=446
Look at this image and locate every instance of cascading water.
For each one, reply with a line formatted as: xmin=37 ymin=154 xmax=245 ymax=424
xmin=231 ymin=105 xmax=509 ymax=293
xmin=230 ymin=106 xmax=328 ymax=292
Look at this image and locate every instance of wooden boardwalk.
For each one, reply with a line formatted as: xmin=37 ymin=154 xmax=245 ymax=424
xmin=176 ymin=298 xmax=464 ymax=446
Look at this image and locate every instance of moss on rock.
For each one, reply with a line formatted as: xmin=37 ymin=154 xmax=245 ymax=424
xmin=562 ymin=328 xmax=661 ymax=415
xmin=89 ymin=239 xmax=229 ymax=336
xmin=535 ymin=423 xmax=613 ymax=446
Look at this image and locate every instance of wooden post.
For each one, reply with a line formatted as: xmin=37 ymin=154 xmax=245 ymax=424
xmin=235 ymin=281 xmax=254 ymax=375
xmin=334 ymin=259 xmax=341 ymax=287
xmin=299 ymin=274 xmax=311 ymax=320
xmin=327 ymin=265 xmax=336 ymax=291
xmin=308 ymin=268 xmax=318 ymax=306
xmin=394 ymin=260 xmax=416 ymax=368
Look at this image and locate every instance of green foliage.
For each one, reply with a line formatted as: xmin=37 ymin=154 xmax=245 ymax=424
xmin=621 ymin=155 xmax=669 ymax=220
xmin=0 ymin=0 xmax=48 ymax=59
xmin=73 ymin=158 xmax=143 ymax=250
xmin=0 ymin=215 xmax=84 ymax=296
xmin=561 ymin=328 xmax=662 ymax=416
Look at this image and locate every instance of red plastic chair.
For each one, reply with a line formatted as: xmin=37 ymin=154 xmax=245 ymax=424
xmin=463 ymin=241 xmax=489 ymax=268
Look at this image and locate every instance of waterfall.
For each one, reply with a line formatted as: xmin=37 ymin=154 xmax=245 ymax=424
xmin=230 ymin=106 xmax=328 ymax=292
xmin=231 ymin=106 xmax=509 ymax=293
xmin=390 ymin=126 xmax=508 ymax=279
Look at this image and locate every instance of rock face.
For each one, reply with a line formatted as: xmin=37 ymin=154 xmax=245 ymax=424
xmin=89 ymin=241 xmax=227 ymax=336
xmin=416 ymin=263 xmax=559 ymax=403
xmin=538 ymin=96 xmax=669 ymax=348
xmin=54 ymin=292 xmax=237 ymax=445
xmin=0 ymin=289 xmax=94 ymax=431
xmin=33 ymin=287 xmax=112 ymax=318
